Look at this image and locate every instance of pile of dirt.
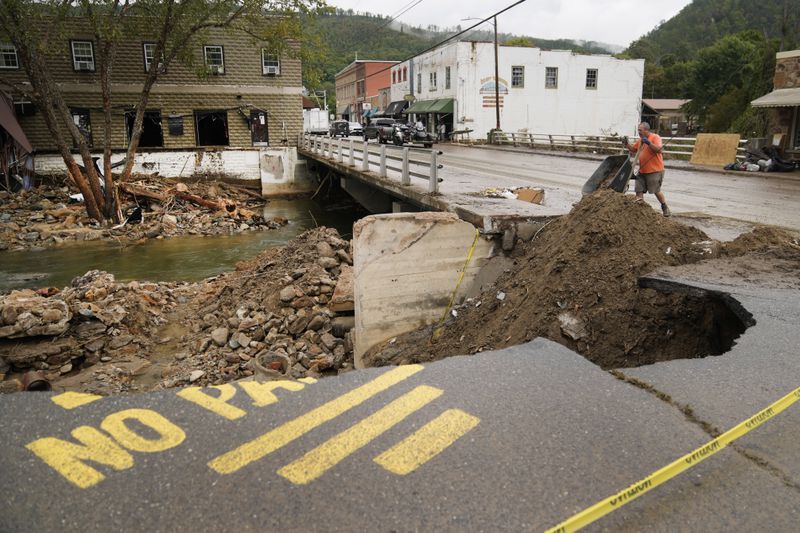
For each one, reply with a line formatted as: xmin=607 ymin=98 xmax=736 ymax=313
xmin=365 ymin=191 xmax=799 ymax=370
xmin=0 ymin=177 xmax=286 ymax=251
xmin=0 ymin=228 xmax=355 ymax=395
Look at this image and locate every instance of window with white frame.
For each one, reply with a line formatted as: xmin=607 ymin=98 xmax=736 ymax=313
xmin=586 ymin=68 xmax=598 ymax=89
xmin=142 ymin=43 xmax=165 ymax=73
xmin=0 ymin=43 xmax=19 ymax=69
xmin=71 ymin=40 xmax=95 ymax=71
xmin=417 ymin=73 xmax=422 ymax=93
xmin=429 ymin=71 xmax=437 ymax=91
xmin=545 ymin=66 xmax=558 ymax=89
xmin=203 ymin=45 xmax=224 ymax=74
xmin=511 ymin=66 xmax=524 ymax=88
xmin=261 ymin=49 xmax=280 ymax=75
xmin=445 ymin=66 xmax=451 ymax=90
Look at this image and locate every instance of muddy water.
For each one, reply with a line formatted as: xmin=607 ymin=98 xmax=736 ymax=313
xmin=0 ymin=198 xmax=361 ymax=292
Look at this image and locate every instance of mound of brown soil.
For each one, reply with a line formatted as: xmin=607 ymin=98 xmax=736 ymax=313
xmin=365 ymin=191 xmax=756 ymax=369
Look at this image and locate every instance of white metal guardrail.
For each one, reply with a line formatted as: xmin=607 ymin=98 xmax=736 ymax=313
xmin=489 ymin=131 xmax=749 ymax=160
xmin=299 ymin=133 xmax=442 ymax=194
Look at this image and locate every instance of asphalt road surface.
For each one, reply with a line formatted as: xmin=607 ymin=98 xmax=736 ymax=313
xmin=439 ymin=144 xmax=800 ymax=231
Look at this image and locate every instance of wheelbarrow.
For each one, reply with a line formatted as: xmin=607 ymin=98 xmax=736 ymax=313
xmin=581 ymin=154 xmax=635 ymax=195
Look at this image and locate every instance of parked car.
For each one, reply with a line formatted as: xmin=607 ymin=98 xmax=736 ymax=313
xmin=329 ymin=120 xmax=349 ymax=137
xmin=348 ymin=121 xmax=363 ymax=136
xmin=363 ymin=118 xmax=399 ymax=144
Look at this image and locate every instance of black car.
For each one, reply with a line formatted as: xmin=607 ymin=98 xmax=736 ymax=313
xmin=363 ymin=118 xmax=398 ymax=143
xmin=329 ymin=120 xmax=349 ymax=137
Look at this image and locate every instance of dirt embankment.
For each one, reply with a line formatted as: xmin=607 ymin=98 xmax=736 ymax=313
xmin=365 ymin=191 xmax=800 ymax=370
xmin=0 ymin=176 xmax=286 ymax=252
xmin=0 ymin=228 xmax=355 ymax=395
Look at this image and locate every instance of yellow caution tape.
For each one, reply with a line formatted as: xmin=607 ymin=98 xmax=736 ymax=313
xmin=547 ymin=385 xmax=800 ymax=533
xmin=431 ymin=227 xmax=480 ymax=342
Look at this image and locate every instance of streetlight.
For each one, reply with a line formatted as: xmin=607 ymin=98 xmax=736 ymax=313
xmin=462 ymin=16 xmax=501 ymax=131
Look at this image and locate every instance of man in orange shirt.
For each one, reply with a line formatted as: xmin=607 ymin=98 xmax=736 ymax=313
xmin=623 ymin=122 xmax=671 ymax=217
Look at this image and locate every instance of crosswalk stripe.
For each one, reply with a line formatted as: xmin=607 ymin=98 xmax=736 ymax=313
xmin=208 ymin=365 xmax=423 ymax=475
xmin=278 ymin=385 xmax=442 ymax=484
xmin=374 ymin=409 xmax=480 ymax=475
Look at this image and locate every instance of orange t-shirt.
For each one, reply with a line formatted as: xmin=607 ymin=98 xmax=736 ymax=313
xmin=631 ymin=133 xmax=664 ymax=174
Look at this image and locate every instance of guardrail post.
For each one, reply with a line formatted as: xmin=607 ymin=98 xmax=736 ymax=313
xmin=571 ymin=135 xmax=576 ymax=151
xmin=349 ymin=139 xmax=355 ymax=166
xmin=549 ymin=135 xmax=554 ymax=150
xmin=429 ymin=150 xmax=438 ymax=193
xmin=401 ymin=147 xmax=410 ymax=185
xmin=361 ymin=142 xmax=369 ymax=171
xmin=337 ymin=140 xmax=343 ymax=163
xmin=379 ymin=145 xmax=387 ymax=177
xmin=512 ymin=133 xmax=517 ymax=147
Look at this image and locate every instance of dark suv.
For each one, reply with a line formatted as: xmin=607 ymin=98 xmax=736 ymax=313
xmin=329 ymin=120 xmax=349 ymax=137
xmin=363 ymin=118 xmax=398 ymax=143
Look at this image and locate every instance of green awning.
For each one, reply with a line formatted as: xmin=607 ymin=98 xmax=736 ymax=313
xmin=405 ymin=98 xmax=454 ymax=114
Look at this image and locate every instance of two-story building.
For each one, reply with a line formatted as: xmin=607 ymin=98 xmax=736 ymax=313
xmin=390 ymin=41 xmax=645 ymax=140
xmin=1 ymin=18 xmax=309 ymax=192
xmin=334 ymin=60 xmax=397 ymax=123
xmin=751 ymin=49 xmax=800 ymax=158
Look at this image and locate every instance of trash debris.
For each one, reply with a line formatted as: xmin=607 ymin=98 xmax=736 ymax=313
xmin=496 ymin=291 xmax=506 ymax=301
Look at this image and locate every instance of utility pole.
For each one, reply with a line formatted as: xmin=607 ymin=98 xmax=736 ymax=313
xmin=493 ymin=15 xmax=500 ymax=130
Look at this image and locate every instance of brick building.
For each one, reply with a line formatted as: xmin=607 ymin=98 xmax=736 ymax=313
xmin=334 ymin=60 xmax=397 ymax=123
xmin=751 ymin=49 xmax=800 ymax=157
xmin=1 ymin=18 xmax=303 ymax=152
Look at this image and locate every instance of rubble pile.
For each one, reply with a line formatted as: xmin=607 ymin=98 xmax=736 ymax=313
xmin=0 ymin=177 xmax=286 ymax=251
xmin=176 ymin=227 xmax=354 ymax=388
xmin=0 ymin=227 xmax=355 ymax=395
xmin=365 ymin=191 xmax=800 ymax=370
xmin=0 ymin=270 xmax=188 ymax=393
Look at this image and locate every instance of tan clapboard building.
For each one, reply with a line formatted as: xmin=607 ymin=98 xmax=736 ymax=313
xmin=1 ymin=18 xmax=302 ymax=152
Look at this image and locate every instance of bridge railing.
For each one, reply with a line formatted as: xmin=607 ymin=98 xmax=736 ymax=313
xmin=489 ymin=131 xmax=749 ymax=160
xmin=299 ymin=133 xmax=441 ymax=194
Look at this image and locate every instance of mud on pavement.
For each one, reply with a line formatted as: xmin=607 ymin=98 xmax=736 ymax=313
xmin=365 ymin=191 xmax=800 ymax=370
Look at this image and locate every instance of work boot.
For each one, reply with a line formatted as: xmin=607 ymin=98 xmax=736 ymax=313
xmin=661 ymin=203 xmax=671 ymax=217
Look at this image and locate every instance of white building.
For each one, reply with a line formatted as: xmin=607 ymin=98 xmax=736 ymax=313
xmin=390 ymin=41 xmax=645 ymax=140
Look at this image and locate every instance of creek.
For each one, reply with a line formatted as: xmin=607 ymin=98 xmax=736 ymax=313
xmin=0 ymin=198 xmax=362 ymax=292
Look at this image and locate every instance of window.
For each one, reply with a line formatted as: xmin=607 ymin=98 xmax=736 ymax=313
xmin=125 ymin=110 xmax=163 ymax=147
xmin=71 ymin=40 xmax=95 ymax=71
xmin=70 ymin=108 xmax=92 ymax=146
xmin=545 ymin=66 xmax=558 ymax=89
xmin=429 ymin=71 xmax=437 ymax=91
xmin=357 ymin=79 xmax=365 ymax=97
xmin=445 ymin=66 xmax=451 ymax=90
xmin=203 ymin=45 xmax=224 ymax=74
xmin=417 ymin=73 xmax=422 ymax=93
xmin=392 ymin=71 xmax=396 ymax=84
xmin=512 ymin=66 xmax=524 ymax=88
xmin=586 ymin=68 xmax=598 ymax=89
xmin=142 ymin=43 xmax=165 ymax=73
xmin=403 ymin=67 xmax=407 ymax=81
xmin=0 ymin=43 xmax=18 ymax=69
xmin=194 ymin=110 xmax=229 ymax=146
xmin=261 ymin=49 xmax=280 ymax=75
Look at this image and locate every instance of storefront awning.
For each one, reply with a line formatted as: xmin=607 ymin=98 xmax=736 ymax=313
xmin=362 ymin=108 xmax=379 ymax=118
xmin=405 ymin=98 xmax=454 ymax=115
xmin=384 ymin=100 xmax=409 ymax=115
xmin=751 ymin=88 xmax=800 ymax=108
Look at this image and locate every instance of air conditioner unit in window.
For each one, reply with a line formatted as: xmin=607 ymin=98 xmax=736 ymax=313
xmin=264 ymin=65 xmax=280 ymax=75
xmin=76 ymin=61 xmax=93 ymax=71
xmin=209 ymin=64 xmax=224 ymax=74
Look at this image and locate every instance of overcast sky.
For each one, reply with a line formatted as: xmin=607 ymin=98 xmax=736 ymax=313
xmin=326 ymin=0 xmax=693 ymax=49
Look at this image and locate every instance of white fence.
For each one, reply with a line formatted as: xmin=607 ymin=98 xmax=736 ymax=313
xmin=299 ymin=133 xmax=441 ymax=194
xmin=489 ymin=131 xmax=749 ymax=160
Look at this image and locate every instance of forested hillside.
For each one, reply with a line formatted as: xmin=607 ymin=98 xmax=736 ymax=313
xmin=623 ymin=0 xmax=799 ymax=135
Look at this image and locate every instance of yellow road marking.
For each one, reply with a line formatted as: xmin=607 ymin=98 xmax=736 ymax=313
xmin=278 ymin=385 xmax=442 ymax=484
xmin=177 ymin=384 xmax=246 ymax=420
xmin=100 ymin=409 xmax=186 ymax=453
xmin=374 ymin=409 xmax=480 ymax=475
xmin=208 ymin=365 xmax=423 ymax=475
xmin=51 ymin=392 xmax=102 ymax=410
xmin=238 ymin=380 xmax=306 ymax=407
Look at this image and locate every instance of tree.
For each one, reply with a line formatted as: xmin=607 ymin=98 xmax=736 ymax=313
xmin=0 ymin=0 xmax=325 ymax=223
